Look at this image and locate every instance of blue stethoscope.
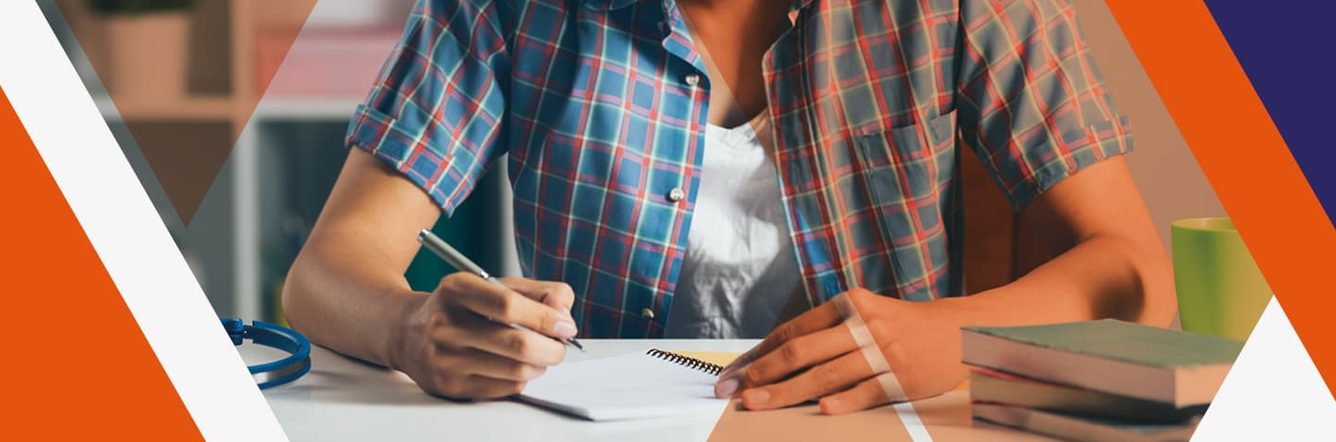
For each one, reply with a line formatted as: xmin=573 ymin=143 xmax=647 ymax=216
xmin=222 ymin=318 xmax=311 ymax=389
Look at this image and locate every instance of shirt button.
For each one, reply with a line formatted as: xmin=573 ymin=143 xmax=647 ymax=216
xmin=667 ymin=187 xmax=685 ymax=202
xmin=684 ymin=73 xmax=700 ymax=87
xmin=641 ymin=308 xmax=656 ymax=319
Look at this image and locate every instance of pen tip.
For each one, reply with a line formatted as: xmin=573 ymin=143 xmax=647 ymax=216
xmin=570 ymin=339 xmax=585 ymax=352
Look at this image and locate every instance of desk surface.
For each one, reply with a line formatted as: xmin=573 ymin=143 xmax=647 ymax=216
xmin=249 ymin=340 xmax=1052 ymax=442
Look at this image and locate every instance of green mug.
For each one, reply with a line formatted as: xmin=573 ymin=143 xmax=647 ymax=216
xmin=1171 ymin=217 xmax=1272 ymax=341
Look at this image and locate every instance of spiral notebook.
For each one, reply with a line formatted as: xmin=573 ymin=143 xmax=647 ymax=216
xmin=520 ymin=349 xmax=728 ymax=421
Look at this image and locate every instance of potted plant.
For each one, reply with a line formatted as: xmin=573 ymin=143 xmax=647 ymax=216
xmin=87 ymin=0 xmax=196 ymax=101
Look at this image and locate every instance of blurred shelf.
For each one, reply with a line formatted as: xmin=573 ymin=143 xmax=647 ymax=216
xmin=252 ymin=97 xmax=362 ymax=121
xmin=94 ymin=95 xmax=361 ymax=124
xmin=61 ymin=0 xmax=426 ymax=322
xmin=61 ymin=0 xmax=510 ymax=325
xmin=99 ymin=95 xmax=237 ymax=121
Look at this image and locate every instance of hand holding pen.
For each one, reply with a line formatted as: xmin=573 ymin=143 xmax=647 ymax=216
xmin=417 ymin=229 xmax=584 ymax=351
xmin=393 ymin=229 xmax=583 ymax=400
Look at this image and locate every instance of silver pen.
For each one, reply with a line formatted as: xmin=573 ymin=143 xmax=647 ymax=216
xmin=417 ymin=229 xmax=585 ymax=352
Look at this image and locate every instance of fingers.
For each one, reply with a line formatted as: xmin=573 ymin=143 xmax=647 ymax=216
xmin=498 ymin=277 xmax=576 ymax=311
xmin=438 ymin=347 xmax=547 ymax=382
xmin=431 ymin=374 xmax=528 ymax=400
xmin=741 ymin=324 xmax=859 ymax=389
xmin=819 ymin=374 xmax=894 ymax=415
xmin=438 ymin=273 xmax=578 ymax=339
xmin=738 ymin=350 xmax=874 ymax=411
xmin=442 ymin=312 xmax=566 ymax=366
xmin=716 ymin=324 xmax=857 ymax=397
xmin=720 ymin=300 xmax=844 ymax=376
xmin=413 ymin=275 xmax=576 ymax=401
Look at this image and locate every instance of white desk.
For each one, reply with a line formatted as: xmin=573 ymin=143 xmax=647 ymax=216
xmin=247 ymin=340 xmax=1051 ymax=442
xmin=248 ymin=339 xmax=757 ymax=442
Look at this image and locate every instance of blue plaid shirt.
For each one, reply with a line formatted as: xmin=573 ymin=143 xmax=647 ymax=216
xmin=347 ymin=0 xmax=1132 ymax=338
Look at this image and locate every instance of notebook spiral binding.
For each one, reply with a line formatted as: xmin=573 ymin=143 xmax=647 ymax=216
xmin=646 ymin=349 xmax=723 ymax=376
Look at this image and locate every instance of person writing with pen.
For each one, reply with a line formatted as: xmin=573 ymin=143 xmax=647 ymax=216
xmin=283 ymin=0 xmax=1175 ymax=414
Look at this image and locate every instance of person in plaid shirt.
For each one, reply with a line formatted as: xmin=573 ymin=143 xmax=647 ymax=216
xmin=284 ymin=0 xmax=1174 ymax=413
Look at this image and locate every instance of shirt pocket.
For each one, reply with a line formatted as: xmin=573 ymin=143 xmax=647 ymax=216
xmin=850 ymin=110 xmax=957 ymax=300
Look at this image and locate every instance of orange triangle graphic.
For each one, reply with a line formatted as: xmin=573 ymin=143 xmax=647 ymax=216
xmin=1 ymin=84 xmax=204 ymax=440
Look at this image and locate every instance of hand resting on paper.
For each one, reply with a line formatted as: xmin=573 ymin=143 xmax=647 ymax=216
xmin=713 ymin=289 xmax=968 ymax=415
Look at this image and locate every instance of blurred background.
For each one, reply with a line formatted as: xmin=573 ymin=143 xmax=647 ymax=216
xmin=42 ymin=0 xmax=516 ymax=323
xmin=38 ymin=0 xmax=1223 ymax=324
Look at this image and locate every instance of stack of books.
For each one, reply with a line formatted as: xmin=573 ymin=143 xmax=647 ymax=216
xmin=962 ymin=319 xmax=1244 ymax=442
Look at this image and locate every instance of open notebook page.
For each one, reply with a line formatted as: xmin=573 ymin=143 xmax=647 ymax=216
xmin=521 ymin=351 xmax=729 ymax=421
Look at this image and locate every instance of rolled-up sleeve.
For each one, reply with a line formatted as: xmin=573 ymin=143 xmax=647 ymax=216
xmin=956 ymin=0 xmax=1132 ymax=209
xmin=346 ymin=0 xmax=511 ymax=215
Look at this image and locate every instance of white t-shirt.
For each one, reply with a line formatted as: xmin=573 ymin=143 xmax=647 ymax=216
xmin=664 ymin=111 xmax=801 ymax=338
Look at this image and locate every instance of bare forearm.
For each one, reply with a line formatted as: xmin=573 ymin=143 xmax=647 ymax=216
xmin=934 ymin=233 xmax=1175 ymax=329
xmin=283 ymin=235 xmax=426 ymax=369
xmin=922 ymin=157 xmax=1176 ymax=329
xmin=281 ymin=149 xmax=444 ymax=369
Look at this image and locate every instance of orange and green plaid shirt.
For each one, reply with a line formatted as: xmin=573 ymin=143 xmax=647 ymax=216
xmin=347 ymin=0 xmax=1131 ymax=337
